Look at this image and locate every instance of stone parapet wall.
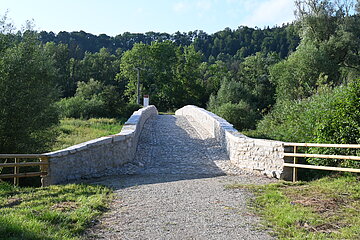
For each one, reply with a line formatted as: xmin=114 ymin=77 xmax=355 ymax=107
xmin=175 ymin=105 xmax=284 ymax=178
xmin=43 ymin=105 xmax=158 ymax=185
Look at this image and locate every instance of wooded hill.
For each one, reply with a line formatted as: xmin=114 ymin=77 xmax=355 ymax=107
xmin=0 ymin=0 xmax=359 ymax=171
xmin=38 ymin=25 xmax=299 ymax=61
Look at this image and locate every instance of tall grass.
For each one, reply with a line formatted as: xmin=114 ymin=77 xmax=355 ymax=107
xmin=52 ymin=118 xmax=123 ymax=151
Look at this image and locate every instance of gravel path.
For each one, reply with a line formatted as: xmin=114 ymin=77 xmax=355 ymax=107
xmin=85 ymin=115 xmax=277 ymax=240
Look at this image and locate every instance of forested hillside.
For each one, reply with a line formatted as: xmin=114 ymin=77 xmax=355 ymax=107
xmin=38 ymin=25 xmax=299 ymax=61
xmin=0 ymin=0 xmax=359 ymax=170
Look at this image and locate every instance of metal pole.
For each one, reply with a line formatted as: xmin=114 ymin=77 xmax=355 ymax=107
xmin=136 ymin=68 xmax=140 ymax=105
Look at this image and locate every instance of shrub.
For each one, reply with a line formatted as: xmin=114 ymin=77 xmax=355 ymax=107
xmin=215 ymin=101 xmax=260 ymax=131
xmin=57 ymin=79 xmax=125 ymax=119
xmin=57 ymin=96 xmax=106 ymax=119
xmin=255 ymin=80 xmax=360 ymax=168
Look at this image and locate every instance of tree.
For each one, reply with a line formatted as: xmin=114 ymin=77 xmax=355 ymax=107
xmin=207 ymin=52 xmax=279 ymax=130
xmin=207 ymin=78 xmax=261 ymax=131
xmin=174 ymin=45 xmax=205 ymax=107
xmin=78 ymin=47 xmax=120 ymax=86
xmin=271 ymin=0 xmax=359 ymax=102
xmin=118 ymin=41 xmax=204 ymax=111
xmin=44 ymin=42 xmax=72 ymax=97
xmin=236 ymin=52 xmax=280 ymax=112
xmin=0 ymin=33 xmax=59 ymax=153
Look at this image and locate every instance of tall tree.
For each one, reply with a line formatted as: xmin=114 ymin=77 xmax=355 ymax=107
xmin=0 ymin=32 xmax=59 ymax=153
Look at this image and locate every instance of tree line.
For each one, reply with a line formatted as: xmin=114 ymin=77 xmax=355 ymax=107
xmin=0 ymin=0 xmax=359 ymax=171
xmin=38 ymin=25 xmax=299 ymax=62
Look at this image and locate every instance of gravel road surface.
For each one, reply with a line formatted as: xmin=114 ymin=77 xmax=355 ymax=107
xmin=85 ymin=115 xmax=277 ymax=240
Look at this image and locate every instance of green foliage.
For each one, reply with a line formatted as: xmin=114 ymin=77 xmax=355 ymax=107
xmin=57 ymin=96 xmax=105 ymax=119
xmin=118 ymin=41 xmax=204 ymax=111
xmin=200 ymin=60 xmax=230 ymax=97
xmin=309 ymin=80 xmax=360 ymax=167
xmin=236 ymin=52 xmax=279 ymax=112
xmin=226 ymin=176 xmax=360 ymax=239
xmin=213 ymin=101 xmax=259 ymax=131
xmin=0 ymin=33 xmax=59 ymax=153
xmin=271 ymin=0 xmax=360 ymax=103
xmin=78 ymin=47 xmax=120 ymax=86
xmin=207 ymin=52 xmax=278 ymax=131
xmin=44 ymin=42 xmax=72 ymax=97
xmin=0 ymin=182 xmax=111 ymax=240
xmin=251 ymin=1 xmax=360 ymax=170
xmin=270 ymin=42 xmax=340 ymax=101
xmin=255 ymin=81 xmax=360 ymax=167
xmin=57 ymin=79 xmax=124 ymax=119
xmin=38 ymin=25 xmax=299 ymax=63
xmin=313 ymin=80 xmax=360 ymax=145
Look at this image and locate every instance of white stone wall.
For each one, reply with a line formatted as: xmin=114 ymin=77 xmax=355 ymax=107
xmin=175 ymin=105 xmax=284 ymax=178
xmin=42 ymin=105 xmax=158 ymax=185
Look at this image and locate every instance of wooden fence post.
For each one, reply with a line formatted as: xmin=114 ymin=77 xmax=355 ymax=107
xmin=293 ymin=146 xmax=298 ymax=182
xmin=14 ymin=158 xmax=19 ymax=186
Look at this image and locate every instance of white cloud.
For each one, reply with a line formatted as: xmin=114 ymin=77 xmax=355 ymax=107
xmin=173 ymin=2 xmax=189 ymax=13
xmin=242 ymin=0 xmax=295 ymax=27
xmin=196 ymin=0 xmax=212 ymax=11
xmin=136 ymin=7 xmax=144 ymax=14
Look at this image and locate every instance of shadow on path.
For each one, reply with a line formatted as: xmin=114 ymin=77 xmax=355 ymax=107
xmin=89 ymin=115 xmax=234 ymax=189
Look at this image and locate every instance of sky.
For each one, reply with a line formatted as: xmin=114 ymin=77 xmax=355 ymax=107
xmin=1 ymin=0 xmax=296 ymax=36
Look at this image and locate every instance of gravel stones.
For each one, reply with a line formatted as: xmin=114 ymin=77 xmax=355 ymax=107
xmin=85 ymin=115 xmax=277 ymax=239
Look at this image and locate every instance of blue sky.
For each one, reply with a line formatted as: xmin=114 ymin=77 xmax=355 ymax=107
xmin=2 ymin=0 xmax=295 ymax=36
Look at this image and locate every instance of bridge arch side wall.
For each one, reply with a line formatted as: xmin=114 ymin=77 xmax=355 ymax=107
xmin=42 ymin=105 xmax=158 ymax=185
xmin=175 ymin=105 xmax=284 ymax=178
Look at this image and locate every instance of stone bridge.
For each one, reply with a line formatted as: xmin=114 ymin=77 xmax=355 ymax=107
xmin=43 ymin=105 xmax=285 ymax=185
xmin=43 ymin=105 xmax=289 ymax=239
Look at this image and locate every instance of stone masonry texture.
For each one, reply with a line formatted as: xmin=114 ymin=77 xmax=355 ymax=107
xmin=42 ymin=105 xmax=158 ymax=185
xmin=175 ymin=105 xmax=285 ymax=178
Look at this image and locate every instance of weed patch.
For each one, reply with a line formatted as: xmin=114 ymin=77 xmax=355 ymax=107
xmin=226 ymin=176 xmax=360 ymax=239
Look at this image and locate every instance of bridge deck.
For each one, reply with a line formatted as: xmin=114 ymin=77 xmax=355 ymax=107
xmin=86 ymin=115 xmax=276 ymax=239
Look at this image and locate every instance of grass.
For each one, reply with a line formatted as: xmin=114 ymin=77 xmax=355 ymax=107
xmin=0 ymin=182 xmax=112 ymax=240
xmin=159 ymin=111 xmax=175 ymax=115
xmin=52 ymin=118 xmax=123 ymax=151
xmin=225 ymin=175 xmax=360 ymax=239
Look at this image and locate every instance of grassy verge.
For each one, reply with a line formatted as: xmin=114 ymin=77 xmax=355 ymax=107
xmin=52 ymin=118 xmax=123 ymax=151
xmin=0 ymin=182 xmax=112 ymax=240
xmin=159 ymin=111 xmax=175 ymax=115
xmin=226 ymin=175 xmax=360 ymax=239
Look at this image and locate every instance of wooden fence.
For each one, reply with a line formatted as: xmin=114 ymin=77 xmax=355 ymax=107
xmin=0 ymin=154 xmax=49 ymax=186
xmin=284 ymin=143 xmax=360 ymax=182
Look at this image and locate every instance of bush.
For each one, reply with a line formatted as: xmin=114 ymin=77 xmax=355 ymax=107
xmin=309 ymin=80 xmax=360 ymax=168
xmin=215 ymin=101 xmax=260 ymax=131
xmin=57 ymin=96 xmax=106 ymax=119
xmin=57 ymin=79 xmax=127 ymax=119
xmin=255 ymin=80 xmax=360 ymax=168
xmin=119 ymin=103 xmax=142 ymax=119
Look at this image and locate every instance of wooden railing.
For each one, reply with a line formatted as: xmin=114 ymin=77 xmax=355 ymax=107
xmin=284 ymin=143 xmax=360 ymax=182
xmin=0 ymin=154 xmax=49 ymax=186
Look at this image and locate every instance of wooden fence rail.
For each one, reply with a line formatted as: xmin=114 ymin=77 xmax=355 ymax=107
xmin=284 ymin=143 xmax=360 ymax=182
xmin=0 ymin=154 xmax=48 ymax=186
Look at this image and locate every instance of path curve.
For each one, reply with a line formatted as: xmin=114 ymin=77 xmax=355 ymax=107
xmin=85 ymin=115 xmax=276 ymax=239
